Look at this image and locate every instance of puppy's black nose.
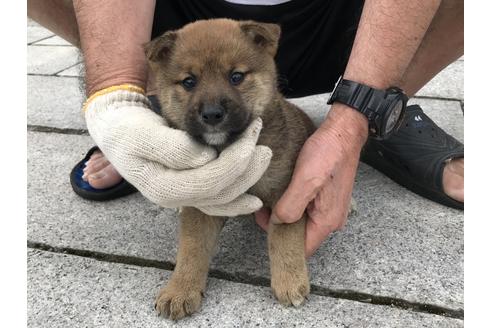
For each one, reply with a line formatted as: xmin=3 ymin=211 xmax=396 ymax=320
xmin=200 ymin=104 xmax=225 ymax=125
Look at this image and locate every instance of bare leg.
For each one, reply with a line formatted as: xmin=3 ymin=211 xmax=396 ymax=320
xmin=401 ymin=0 xmax=463 ymax=96
xmin=400 ymin=0 xmax=464 ymax=202
xmin=28 ymin=0 xmax=157 ymax=190
xmin=27 ymin=0 xmax=79 ymax=46
xmin=155 ymin=207 xmax=226 ymax=320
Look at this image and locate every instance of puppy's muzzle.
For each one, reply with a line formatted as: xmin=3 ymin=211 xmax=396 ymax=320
xmin=200 ymin=104 xmax=226 ymax=126
xmin=189 ymin=98 xmax=249 ymax=146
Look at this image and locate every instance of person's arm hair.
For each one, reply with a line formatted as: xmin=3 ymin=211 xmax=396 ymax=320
xmin=321 ymin=0 xmax=441 ymax=146
xmin=73 ymin=0 xmax=156 ymax=96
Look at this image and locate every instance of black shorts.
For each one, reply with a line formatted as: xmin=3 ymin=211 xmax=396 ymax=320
xmin=152 ymin=0 xmax=364 ymax=98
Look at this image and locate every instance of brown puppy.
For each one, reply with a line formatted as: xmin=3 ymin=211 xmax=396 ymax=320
xmin=145 ymin=19 xmax=316 ymax=320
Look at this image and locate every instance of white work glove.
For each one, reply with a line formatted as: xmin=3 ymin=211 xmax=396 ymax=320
xmin=84 ymin=86 xmax=272 ymax=216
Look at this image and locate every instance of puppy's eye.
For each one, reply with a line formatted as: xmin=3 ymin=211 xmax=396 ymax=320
xmin=181 ymin=76 xmax=196 ymax=91
xmin=229 ymin=72 xmax=245 ymax=86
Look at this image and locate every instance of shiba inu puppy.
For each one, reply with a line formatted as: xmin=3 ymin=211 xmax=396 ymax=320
xmin=145 ymin=18 xmax=315 ymax=320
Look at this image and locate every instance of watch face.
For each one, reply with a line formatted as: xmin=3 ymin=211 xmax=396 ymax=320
xmin=385 ymin=99 xmax=403 ymax=135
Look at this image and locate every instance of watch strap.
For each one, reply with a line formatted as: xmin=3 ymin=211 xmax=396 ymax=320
xmin=328 ymin=79 xmax=386 ymax=121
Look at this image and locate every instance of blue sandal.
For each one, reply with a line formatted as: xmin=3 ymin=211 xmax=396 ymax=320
xmin=70 ymin=95 xmax=162 ymax=201
xmin=70 ymin=146 xmax=137 ymax=201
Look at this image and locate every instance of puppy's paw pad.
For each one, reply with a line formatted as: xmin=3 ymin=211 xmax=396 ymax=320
xmin=272 ymin=276 xmax=310 ymax=307
xmin=155 ymin=286 xmax=202 ymax=320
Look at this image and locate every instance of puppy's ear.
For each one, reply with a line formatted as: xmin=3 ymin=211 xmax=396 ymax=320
xmin=144 ymin=31 xmax=178 ymax=62
xmin=240 ymin=21 xmax=281 ymax=57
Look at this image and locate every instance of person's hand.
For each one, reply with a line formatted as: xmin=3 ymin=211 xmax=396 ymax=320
xmin=255 ymin=104 xmax=368 ymax=257
xmin=84 ymin=86 xmax=272 ymax=216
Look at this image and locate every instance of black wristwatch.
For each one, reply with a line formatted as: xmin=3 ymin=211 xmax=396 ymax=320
xmin=327 ymin=77 xmax=408 ymax=140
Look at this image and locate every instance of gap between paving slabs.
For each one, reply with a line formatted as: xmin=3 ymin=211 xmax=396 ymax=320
xmin=28 ymin=249 xmax=463 ymax=328
xmin=27 ymin=241 xmax=464 ymax=321
xmin=27 ymin=45 xmax=81 ymax=75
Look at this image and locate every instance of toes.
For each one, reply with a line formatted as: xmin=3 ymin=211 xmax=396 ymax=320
xmin=275 ymin=290 xmax=307 ymax=307
xmin=184 ymin=294 xmax=201 ymax=314
xmin=82 ymin=151 xmax=105 ymax=178
xmin=84 ymin=151 xmax=104 ymax=169
xmin=273 ymin=283 xmax=309 ymax=307
xmin=84 ymin=156 xmax=111 ymax=173
xmin=155 ymin=288 xmax=202 ymax=321
xmin=290 ymin=283 xmax=309 ymax=307
xmin=155 ymin=297 xmax=171 ymax=318
xmin=169 ymin=297 xmax=188 ymax=320
xmin=271 ymin=271 xmax=310 ymax=307
xmin=87 ymin=164 xmax=123 ymax=189
xmin=89 ymin=150 xmax=103 ymax=160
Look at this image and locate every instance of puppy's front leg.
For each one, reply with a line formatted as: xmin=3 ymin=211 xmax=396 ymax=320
xmin=269 ymin=213 xmax=310 ymax=307
xmin=155 ymin=207 xmax=225 ymax=320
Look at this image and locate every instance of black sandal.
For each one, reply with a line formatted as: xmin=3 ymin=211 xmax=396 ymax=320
xmin=360 ymin=104 xmax=464 ymax=210
xmin=70 ymin=146 xmax=137 ymax=201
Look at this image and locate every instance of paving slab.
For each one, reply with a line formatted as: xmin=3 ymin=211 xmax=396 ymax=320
xmin=27 ymin=101 xmax=463 ymax=311
xmin=33 ymin=35 xmax=73 ymax=46
xmin=27 ymin=75 xmax=85 ymax=130
xmin=27 ymin=132 xmax=180 ymax=257
xmin=288 ymin=93 xmax=330 ymax=127
xmin=416 ymin=60 xmax=464 ymax=100
xmin=288 ymin=96 xmax=463 ymax=142
xmin=27 ymin=25 xmax=54 ymax=44
xmin=28 ymin=45 xmax=80 ymax=75
xmin=28 ymin=18 xmax=40 ymax=27
xmin=27 ymin=249 xmax=462 ymax=328
xmin=57 ymin=62 xmax=85 ymax=77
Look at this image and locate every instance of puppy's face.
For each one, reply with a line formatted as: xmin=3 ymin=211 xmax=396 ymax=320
xmin=145 ymin=19 xmax=281 ymax=146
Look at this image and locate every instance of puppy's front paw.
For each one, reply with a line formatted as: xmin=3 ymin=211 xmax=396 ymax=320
xmin=271 ymin=269 xmax=310 ymax=307
xmin=155 ymin=284 xmax=203 ymax=320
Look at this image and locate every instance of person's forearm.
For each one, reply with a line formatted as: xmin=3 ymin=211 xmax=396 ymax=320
xmin=322 ymin=0 xmax=441 ymax=145
xmin=73 ymin=0 xmax=156 ymax=96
